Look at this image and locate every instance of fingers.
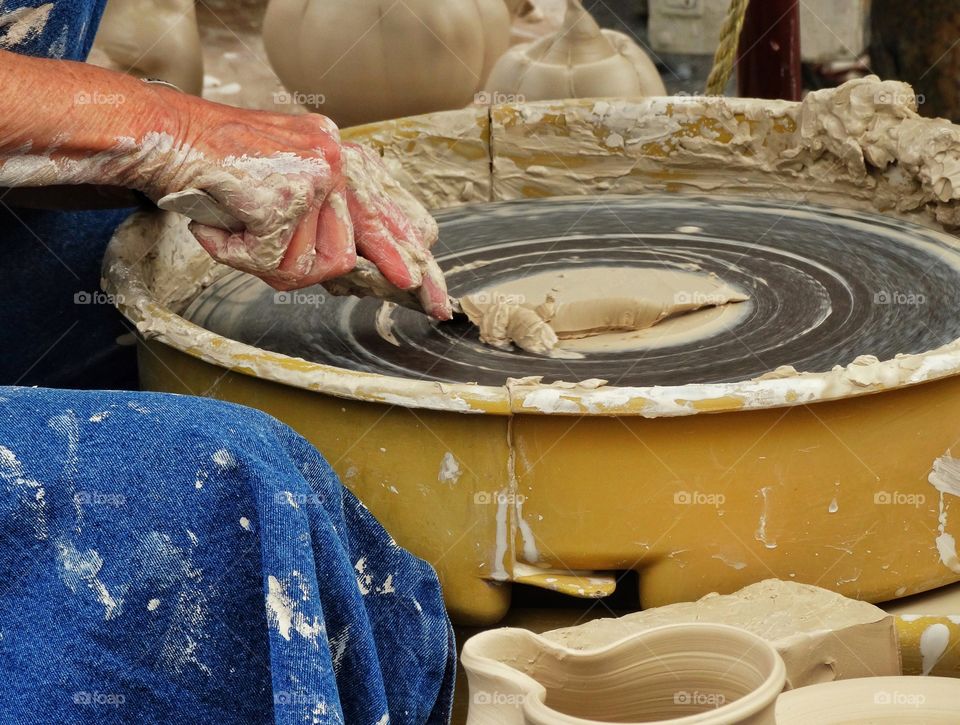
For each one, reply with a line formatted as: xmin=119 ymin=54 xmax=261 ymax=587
xmin=348 ymin=190 xmax=451 ymax=318
xmin=376 ymin=174 xmax=439 ymax=251
xmin=186 ymin=132 xmax=449 ymax=319
xmin=301 ymin=186 xmax=357 ymax=284
xmin=340 ymin=142 xmax=452 ymax=318
xmin=373 ymin=195 xmax=451 ymax=314
xmin=186 ymin=169 xmax=314 ymax=273
xmin=418 ymin=254 xmax=453 ymax=320
xmin=258 ymin=188 xmax=356 ymax=290
xmin=341 ymin=142 xmax=424 ymax=288
xmin=347 ymin=188 xmax=422 ymax=290
xmin=342 ymin=142 xmax=438 ymax=247
xmin=189 ymin=221 xmax=234 ymax=261
xmin=187 ymin=171 xmax=355 ymax=290
xmin=272 ymin=197 xmax=323 ymax=281
xmin=171 ymin=105 xmax=356 ymax=294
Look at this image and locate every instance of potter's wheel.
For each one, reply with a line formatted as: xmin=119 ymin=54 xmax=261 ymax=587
xmin=184 ymin=195 xmax=960 ymax=387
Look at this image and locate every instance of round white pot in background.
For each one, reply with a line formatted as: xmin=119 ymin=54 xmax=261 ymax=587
xmin=485 ymin=0 xmax=666 ymax=102
xmin=262 ymin=0 xmax=511 ymax=127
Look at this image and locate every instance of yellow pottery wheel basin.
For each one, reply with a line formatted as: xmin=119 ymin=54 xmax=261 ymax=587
xmin=104 ymin=80 xmax=960 ymax=623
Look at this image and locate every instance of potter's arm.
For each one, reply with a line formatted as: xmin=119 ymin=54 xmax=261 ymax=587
xmin=0 ymin=50 xmax=176 ymax=208
xmin=0 ymin=50 xmax=177 ymax=187
xmin=0 ymin=50 xmax=450 ymax=318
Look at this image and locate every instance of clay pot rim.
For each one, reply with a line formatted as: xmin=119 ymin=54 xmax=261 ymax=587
xmin=775 ymin=675 xmax=960 ymax=722
xmin=463 ymin=622 xmax=787 ymax=725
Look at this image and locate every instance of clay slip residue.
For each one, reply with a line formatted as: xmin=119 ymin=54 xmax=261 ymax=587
xmin=460 ymin=266 xmax=749 ymax=356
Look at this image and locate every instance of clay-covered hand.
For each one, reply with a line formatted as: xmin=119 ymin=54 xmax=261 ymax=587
xmin=133 ymin=100 xmax=451 ymax=319
xmin=341 ymin=142 xmax=450 ymax=322
xmin=0 ymin=52 xmax=450 ymax=317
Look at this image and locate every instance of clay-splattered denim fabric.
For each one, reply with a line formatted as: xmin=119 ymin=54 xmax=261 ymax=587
xmin=0 ymin=0 xmax=108 ymax=61
xmin=0 ymin=387 xmax=456 ymax=724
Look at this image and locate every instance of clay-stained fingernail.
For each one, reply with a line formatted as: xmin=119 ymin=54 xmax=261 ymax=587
xmin=420 ymin=286 xmax=453 ymax=321
xmin=418 ymin=257 xmax=452 ymax=320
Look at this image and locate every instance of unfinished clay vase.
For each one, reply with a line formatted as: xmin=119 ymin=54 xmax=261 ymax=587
xmin=462 ymin=623 xmax=786 ymax=724
xmin=509 ymin=0 xmax=567 ymax=47
xmin=485 ymin=0 xmax=666 ymax=102
xmin=776 ymin=676 xmax=960 ymax=723
xmin=88 ymin=0 xmax=203 ymax=95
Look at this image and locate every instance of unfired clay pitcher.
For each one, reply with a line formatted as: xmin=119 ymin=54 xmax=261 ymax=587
xmin=462 ymin=622 xmax=787 ymax=724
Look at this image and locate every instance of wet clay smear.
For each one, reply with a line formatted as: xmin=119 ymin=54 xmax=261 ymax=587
xmin=459 ymin=267 xmax=749 ymax=356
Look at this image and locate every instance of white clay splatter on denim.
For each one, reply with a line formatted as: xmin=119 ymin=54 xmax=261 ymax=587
xmin=48 ymin=410 xmax=83 ymax=527
xmin=354 ymin=557 xmax=372 ymax=595
xmin=55 ymin=540 xmax=122 ymax=620
xmin=266 ymin=575 xmax=324 ymax=643
xmin=328 ymin=625 xmax=351 ymax=670
xmin=0 ymin=445 xmax=48 ymax=540
xmin=211 ymin=448 xmax=235 ymax=469
xmin=0 ymin=3 xmax=53 ymax=49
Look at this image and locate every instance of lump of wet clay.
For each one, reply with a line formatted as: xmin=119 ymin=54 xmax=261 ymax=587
xmin=459 ymin=295 xmax=560 ymax=355
xmin=459 ymin=266 xmax=749 ymax=355
xmin=543 ymin=579 xmax=901 ymax=688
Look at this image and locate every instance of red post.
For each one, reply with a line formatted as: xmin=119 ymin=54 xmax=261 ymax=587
xmin=736 ymin=0 xmax=802 ymax=100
